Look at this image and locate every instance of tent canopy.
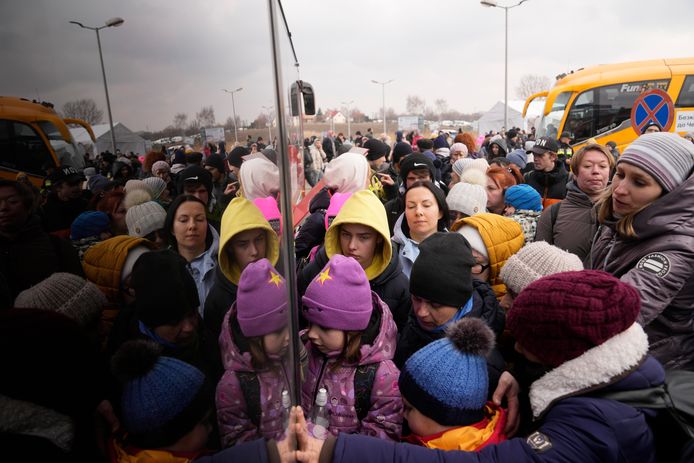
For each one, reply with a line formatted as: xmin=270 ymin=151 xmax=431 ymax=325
xmin=475 ymin=99 xmax=544 ymax=134
xmin=70 ymin=122 xmax=151 ymax=156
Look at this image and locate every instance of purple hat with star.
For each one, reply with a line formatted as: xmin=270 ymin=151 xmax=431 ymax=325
xmin=302 ymin=255 xmax=373 ymax=331
xmin=236 ymin=258 xmax=287 ymax=337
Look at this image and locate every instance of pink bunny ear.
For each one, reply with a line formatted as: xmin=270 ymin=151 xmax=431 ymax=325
xmin=253 ymin=196 xmax=282 ymax=236
xmin=324 ymin=192 xmax=352 ymax=230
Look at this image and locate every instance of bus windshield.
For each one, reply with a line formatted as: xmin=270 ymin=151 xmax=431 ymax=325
xmin=37 ymin=120 xmax=85 ymax=169
xmin=536 ymin=91 xmax=572 ymax=139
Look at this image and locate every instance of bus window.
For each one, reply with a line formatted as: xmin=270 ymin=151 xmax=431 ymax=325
xmin=565 ymin=90 xmax=594 ymax=143
xmin=37 ymin=120 xmax=85 ymax=169
xmin=676 ymin=75 xmax=694 ymax=107
xmin=0 ymin=120 xmax=54 ymax=175
xmin=537 ymin=91 xmax=572 ymax=139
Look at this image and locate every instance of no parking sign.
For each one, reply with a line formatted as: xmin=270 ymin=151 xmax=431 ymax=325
xmin=630 ymin=89 xmax=674 ymax=134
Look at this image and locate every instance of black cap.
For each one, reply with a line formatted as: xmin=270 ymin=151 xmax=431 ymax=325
xmin=528 ymin=136 xmax=559 ymax=155
xmin=227 ymin=146 xmax=249 ymax=168
xmin=560 ymin=131 xmax=572 ymax=139
xmin=399 ymin=153 xmax=435 ymax=182
xmin=177 ymin=165 xmax=213 ymax=197
xmin=363 ymin=138 xmax=389 ymax=161
xmin=49 ymin=166 xmax=85 ymax=184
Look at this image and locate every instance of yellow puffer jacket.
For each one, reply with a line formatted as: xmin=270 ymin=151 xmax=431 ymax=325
xmin=452 ymin=213 xmax=524 ymax=299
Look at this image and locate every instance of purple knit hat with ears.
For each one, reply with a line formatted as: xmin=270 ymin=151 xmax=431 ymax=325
xmin=236 ymin=258 xmax=287 ymax=337
xmin=302 ymin=255 xmax=373 ymax=331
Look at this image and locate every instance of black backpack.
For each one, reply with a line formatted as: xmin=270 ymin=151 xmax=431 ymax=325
xmin=593 ymin=369 xmax=694 ymax=463
xmin=237 ymin=363 xmax=379 ymax=428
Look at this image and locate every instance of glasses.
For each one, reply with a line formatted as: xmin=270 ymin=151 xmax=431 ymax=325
xmin=471 ymin=262 xmax=490 ymax=275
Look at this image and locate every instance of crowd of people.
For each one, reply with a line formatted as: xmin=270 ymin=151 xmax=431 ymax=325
xmin=1 ymin=122 xmax=693 ymax=463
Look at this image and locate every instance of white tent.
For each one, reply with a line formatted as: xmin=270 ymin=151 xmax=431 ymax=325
xmin=475 ymin=99 xmax=544 ymax=134
xmin=70 ymin=122 xmax=151 ymax=157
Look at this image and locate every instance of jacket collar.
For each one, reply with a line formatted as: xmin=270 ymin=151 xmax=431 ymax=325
xmin=529 ymin=323 xmax=649 ymax=420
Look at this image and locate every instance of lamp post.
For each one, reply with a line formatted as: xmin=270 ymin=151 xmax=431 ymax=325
xmin=70 ymin=17 xmax=124 ymax=155
xmin=222 ymin=87 xmax=244 ymax=143
xmin=371 ymin=79 xmax=394 ymax=137
xmin=480 ymin=0 xmax=529 ymax=133
xmin=262 ymin=105 xmax=274 ymax=144
xmin=341 ymin=100 xmax=354 ymax=139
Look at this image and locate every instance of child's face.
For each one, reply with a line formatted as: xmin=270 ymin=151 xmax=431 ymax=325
xmin=229 ymin=228 xmax=267 ymax=271
xmin=403 ymin=398 xmax=444 ymax=437
xmin=339 ymin=223 xmax=381 ymax=270
xmin=307 ymin=323 xmax=345 ymax=355
xmin=263 ymin=326 xmax=290 ymax=357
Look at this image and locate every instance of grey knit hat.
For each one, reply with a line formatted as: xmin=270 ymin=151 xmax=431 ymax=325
xmin=143 ymin=177 xmax=167 ymax=200
xmin=499 ymin=241 xmax=583 ymax=296
xmin=14 ymin=273 xmax=106 ymax=327
xmin=619 ymin=132 xmax=694 ymax=192
xmin=126 ymin=201 xmax=167 ymax=238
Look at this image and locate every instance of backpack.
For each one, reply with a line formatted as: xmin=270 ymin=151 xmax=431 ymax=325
xmin=593 ymin=369 xmax=694 ymax=463
xmin=237 ymin=363 xmax=379 ymax=428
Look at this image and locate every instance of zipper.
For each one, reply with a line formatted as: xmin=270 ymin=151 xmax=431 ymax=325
xmin=312 ymin=354 xmax=328 ymax=405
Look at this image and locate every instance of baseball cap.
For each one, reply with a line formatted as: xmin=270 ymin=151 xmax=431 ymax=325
xmin=49 ymin=166 xmax=85 ymax=184
xmin=527 ymin=136 xmax=559 ymax=155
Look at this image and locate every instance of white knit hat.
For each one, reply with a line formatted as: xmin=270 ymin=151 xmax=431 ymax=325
xmin=143 ymin=177 xmax=167 ymax=200
xmin=124 ymin=179 xmax=148 ymax=194
xmin=499 ymin=241 xmax=583 ymax=295
xmin=323 ymin=152 xmax=370 ymax=193
xmin=239 ymin=158 xmax=280 ymax=201
xmin=457 ymin=225 xmax=489 ymax=259
xmin=126 ymin=201 xmax=167 ymax=238
xmin=453 ymin=158 xmax=489 ymax=177
xmin=446 ymin=183 xmax=487 ymax=217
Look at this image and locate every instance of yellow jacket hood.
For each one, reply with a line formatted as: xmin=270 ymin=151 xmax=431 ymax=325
xmin=324 ymin=190 xmax=392 ymax=280
xmin=218 ymin=197 xmax=279 ymax=285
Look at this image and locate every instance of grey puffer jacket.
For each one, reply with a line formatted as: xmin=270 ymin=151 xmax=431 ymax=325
xmin=536 ymin=181 xmax=597 ymax=265
xmin=590 ymin=173 xmax=694 ymax=370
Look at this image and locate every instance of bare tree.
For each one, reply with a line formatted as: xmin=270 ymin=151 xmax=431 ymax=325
xmin=434 ymin=99 xmax=448 ymax=121
xmin=195 ymin=106 xmax=216 ymax=127
xmin=62 ymin=98 xmax=103 ymax=125
xmin=406 ymin=95 xmax=425 ymax=115
xmin=173 ymin=113 xmax=188 ymax=131
xmin=250 ymin=113 xmax=269 ymax=129
xmin=351 ymin=108 xmax=367 ymax=123
xmin=515 ymin=74 xmax=551 ymax=99
xmin=385 ymin=107 xmax=397 ymax=121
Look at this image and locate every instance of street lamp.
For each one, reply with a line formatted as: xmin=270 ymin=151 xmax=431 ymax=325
xmin=371 ymin=79 xmax=394 ymax=137
xmin=70 ymin=17 xmax=125 ymax=155
xmin=222 ymin=87 xmax=244 ymax=143
xmin=341 ymin=100 xmax=354 ymax=139
xmin=480 ymin=0 xmax=529 ymax=133
xmin=262 ymin=105 xmax=274 ymax=145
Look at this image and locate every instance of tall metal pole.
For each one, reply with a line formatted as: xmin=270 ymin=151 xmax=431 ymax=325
xmin=95 ymin=28 xmax=117 ymax=154
xmin=382 ymin=83 xmax=386 ymax=136
xmin=504 ymin=7 xmax=508 ymax=133
xmin=231 ymin=92 xmax=239 ymax=143
xmin=341 ymin=100 xmax=353 ymax=139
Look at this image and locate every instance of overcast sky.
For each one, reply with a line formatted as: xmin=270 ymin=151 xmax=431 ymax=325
xmin=3 ymin=0 xmax=694 ymax=132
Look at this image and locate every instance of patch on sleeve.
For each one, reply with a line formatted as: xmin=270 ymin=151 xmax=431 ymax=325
xmin=526 ymin=431 xmax=553 ymax=453
xmin=636 ymin=253 xmax=671 ymax=278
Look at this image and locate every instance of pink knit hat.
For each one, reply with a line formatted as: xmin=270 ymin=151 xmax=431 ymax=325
xmin=324 ymin=192 xmax=351 ymax=230
xmin=253 ymin=197 xmax=282 ymax=236
xmin=236 ymin=259 xmax=287 ymax=337
xmin=302 ymin=255 xmax=373 ymax=331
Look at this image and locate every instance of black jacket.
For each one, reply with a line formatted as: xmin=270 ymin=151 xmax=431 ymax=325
xmin=294 ymin=187 xmax=331 ymax=259
xmin=203 ymin=265 xmax=239 ymax=342
xmin=298 ymin=246 xmax=412 ymax=331
xmin=393 ymin=279 xmax=506 ymax=389
xmin=524 ymin=161 xmax=569 ymax=201
xmin=40 ymin=194 xmax=88 ymax=234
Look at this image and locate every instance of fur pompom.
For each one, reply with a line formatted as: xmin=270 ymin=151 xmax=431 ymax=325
xmin=111 ymin=339 xmax=162 ymax=383
xmin=123 ymin=189 xmax=153 ymax=209
xmin=460 ymin=168 xmax=487 ymax=187
xmin=446 ymin=317 xmax=495 ymax=357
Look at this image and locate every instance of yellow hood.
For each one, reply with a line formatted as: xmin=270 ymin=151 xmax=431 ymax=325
xmin=453 ymin=213 xmax=524 ymax=299
xmin=324 ymin=190 xmax=392 ymax=280
xmin=218 ymin=197 xmax=279 ymax=285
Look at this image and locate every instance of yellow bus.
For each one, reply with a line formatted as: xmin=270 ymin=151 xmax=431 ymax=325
xmin=523 ymin=58 xmax=694 ymax=150
xmin=0 ymin=96 xmax=96 ymax=186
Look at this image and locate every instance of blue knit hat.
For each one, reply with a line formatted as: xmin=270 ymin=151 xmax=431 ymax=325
xmin=506 ymin=149 xmax=527 ymax=169
xmin=70 ymin=211 xmax=111 ymax=240
xmin=433 ymin=135 xmax=449 ymax=150
xmin=398 ymin=318 xmax=494 ymax=426
xmin=504 ymin=184 xmax=542 ymax=212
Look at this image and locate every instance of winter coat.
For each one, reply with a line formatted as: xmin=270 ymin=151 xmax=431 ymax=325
xmin=0 ymin=214 xmax=83 ymax=301
xmin=301 ymin=296 xmax=403 ymax=441
xmin=535 ymin=181 xmax=597 ymax=265
xmin=309 ymin=145 xmax=327 ymax=173
xmin=326 ymin=323 xmax=663 ymax=463
xmin=524 ymin=161 xmax=569 ymax=207
xmin=295 ymin=187 xmax=331 ymax=259
xmin=487 ymin=139 xmax=507 ymax=159
xmin=591 ymin=173 xmax=694 ymax=370
xmin=452 ymin=213 xmax=525 ymax=300
xmin=216 ymin=307 xmax=292 ymax=446
xmin=508 ymin=210 xmax=542 ymax=245
xmin=110 ymin=436 xmax=272 ymax=463
xmin=40 ymin=193 xmax=88 ymax=234
xmin=203 ymin=198 xmax=280 ymax=341
xmin=394 ymin=279 xmax=506 ymax=390
xmin=185 ymin=225 xmax=219 ymax=315
xmin=391 ymin=214 xmax=420 ymax=279
xmin=298 ymin=190 xmax=412 ymax=330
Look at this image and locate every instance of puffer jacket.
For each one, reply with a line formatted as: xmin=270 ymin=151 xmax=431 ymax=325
xmin=295 ymin=187 xmax=331 ymax=259
xmin=524 ymin=161 xmax=569 ymax=207
xmin=329 ymin=324 xmax=662 ymax=463
xmin=535 ymin=181 xmax=597 ymax=264
xmin=452 ymin=213 xmax=524 ymax=300
xmin=216 ymin=307 xmax=292 ymax=446
xmin=301 ymin=296 xmax=403 ymax=441
xmin=591 ymin=173 xmax=694 ymax=370
xmin=394 ymin=279 xmax=506 ymax=389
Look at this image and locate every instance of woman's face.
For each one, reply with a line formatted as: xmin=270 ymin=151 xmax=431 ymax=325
xmin=486 ymin=177 xmax=505 ymax=214
xmin=450 ymin=150 xmax=465 ymax=163
xmin=172 ymin=200 xmax=207 ymax=252
xmin=611 ymin=163 xmax=663 ymax=216
xmin=405 ymin=186 xmax=442 ymax=241
xmin=111 ymin=200 xmax=128 ymax=234
xmin=155 ymin=170 xmax=171 ymax=183
xmin=576 ymin=150 xmax=611 ymax=198
xmin=491 ymin=144 xmax=500 ymax=156
xmin=411 ymin=294 xmax=458 ymax=331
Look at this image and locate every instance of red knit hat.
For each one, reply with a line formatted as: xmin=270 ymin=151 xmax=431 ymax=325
xmin=507 ymin=270 xmax=640 ymax=367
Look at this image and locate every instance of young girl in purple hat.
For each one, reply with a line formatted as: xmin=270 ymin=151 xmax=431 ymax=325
xmin=301 ymin=254 xmax=403 ymax=441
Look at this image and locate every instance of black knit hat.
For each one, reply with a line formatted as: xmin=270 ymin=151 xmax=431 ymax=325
xmin=204 ymin=153 xmax=226 ymax=174
xmin=131 ymin=250 xmax=200 ymax=327
xmin=410 ymin=233 xmax=475 ymax=307
xmin=392 ymin=142 xmax=413 ymax=165
xmin=363 ymin=138 xmax=389 ymax=161
xmin=227 ymin=146 xmax=249 ymax=168
xmin=399 ymin=153 xmax=435 ymax=182
xmin=416 ymin=138 xmax=434 ymax=151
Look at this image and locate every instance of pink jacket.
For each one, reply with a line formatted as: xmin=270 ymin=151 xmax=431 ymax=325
xmin=301 ymin=294 xmax=403 ymax=441
xmin=215 ymin=305 xmax=291 ymax=447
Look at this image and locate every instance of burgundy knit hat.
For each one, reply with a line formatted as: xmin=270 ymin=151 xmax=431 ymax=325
xmin=302 ymin=255 xmax=373 ymax=331
xmin=236 ymin=259 xmax=287 ymax=337
xmin=507 ymin=270 xmax=640 ymax=367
